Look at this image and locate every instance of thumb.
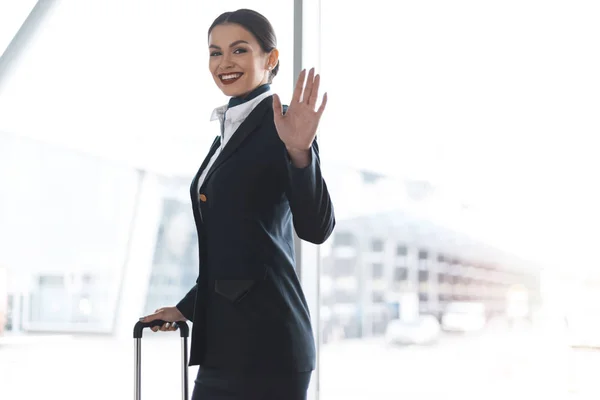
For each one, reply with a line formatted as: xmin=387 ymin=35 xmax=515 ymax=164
xmin=272 ymin=93 xmax=283 ymax=120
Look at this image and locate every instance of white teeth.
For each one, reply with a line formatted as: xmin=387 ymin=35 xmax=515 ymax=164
xmin=221 ymin=73 xmax=242 ymax=80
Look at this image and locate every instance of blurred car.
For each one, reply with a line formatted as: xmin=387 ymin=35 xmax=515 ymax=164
xmin=385 ymin=315 xmax=441 ymax=345
xmin=441 ymin=301 xmax=486 ymax=332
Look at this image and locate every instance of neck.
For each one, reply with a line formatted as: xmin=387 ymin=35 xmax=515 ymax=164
xmin=228 ymin=83 xmax=271 ymax=109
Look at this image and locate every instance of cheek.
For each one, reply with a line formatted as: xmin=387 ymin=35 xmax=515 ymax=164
xmin=247 ymin=60 xmax=265 ymax=80
xmin=243 ymin=55 xmax=262 ymax=71
xmin=236 ymin=56 xmax=251 ymax=70
xmin=209 ymin=59 xmax=217 ymax=73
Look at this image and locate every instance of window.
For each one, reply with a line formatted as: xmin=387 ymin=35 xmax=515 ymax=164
xmin=38 ymin=275 xmax=64 ymax=287
xmin=394 ymin=267 xmax=407 ymax=282
xmin=396 ymin=245 xmax=407 ymax=256
xmin=333 ymin=232 xmax=355 ymax=247
xmin=438 ymin=273 xmax=446 ymax=283
xmin=371 ymin=239 xmax=385 ymax=252
xmin=372 ymin=263 xmax=384 ymax=279
xmin=0 ymin=1 xmax=297 ymax=398
xmin=334 ymin=290 xmax=357 ymax=304
xmin=311 ymin=1 xmax=600 ymax=396
xmin=418 ymin=250 xmax=429 ymax=272
xmin=333 ymin=258 xmax=356 ymax=277
xmin=372 ymin=291 xmax=385 ymax=303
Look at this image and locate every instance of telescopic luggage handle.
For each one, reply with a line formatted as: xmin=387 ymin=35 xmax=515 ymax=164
xmin=133 ymin=320 xmax=190 ymax=400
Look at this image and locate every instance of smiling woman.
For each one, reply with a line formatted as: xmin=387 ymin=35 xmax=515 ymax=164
xmin=207 ymin=9 xmax=280 ymax=97
xmin=139 ymin=7 xmax=334 ymax=400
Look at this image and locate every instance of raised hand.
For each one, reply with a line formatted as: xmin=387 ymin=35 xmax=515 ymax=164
xmin=272 ymin=68 xmax=327 ymax=157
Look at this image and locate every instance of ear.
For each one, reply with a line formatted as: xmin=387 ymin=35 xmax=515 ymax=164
xmin=266 ymin=48 xmax=280 ymax=70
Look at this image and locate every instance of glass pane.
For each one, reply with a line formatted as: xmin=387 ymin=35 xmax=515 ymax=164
xmin=317 ymin=1 xmax=600 ymax=399
xmin=0 ymin=1 xmax=294 ymax=399
xmin=144 ymin=179 xmax=199 ymax=316
xmin=0 ymin=133 xmax=138 ymax=332
xmin=318 ymin=163 xmax=600 ymax=399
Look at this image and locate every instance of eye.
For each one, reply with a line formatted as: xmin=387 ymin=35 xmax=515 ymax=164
xmin=210 ymin=51 xmax=222 ymax=57
xmin=233 ymin=48 xmax=248 ymax=54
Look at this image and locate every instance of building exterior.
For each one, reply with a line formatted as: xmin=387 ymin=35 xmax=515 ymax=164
xmin=320 ymin=212 xmax=541 ymax=339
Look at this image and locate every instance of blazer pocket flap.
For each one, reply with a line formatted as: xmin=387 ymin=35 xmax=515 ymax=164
xmin=214 ymin=280 xmax=256 ymax=303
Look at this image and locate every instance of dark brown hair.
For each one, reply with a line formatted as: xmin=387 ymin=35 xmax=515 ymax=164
xmin=208 ymin=9 xmax=279 ymax=83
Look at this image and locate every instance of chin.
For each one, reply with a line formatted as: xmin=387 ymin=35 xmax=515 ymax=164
xmin=212 ymin=76 xmax=240 ymax=97
xmin=219 ymin=86 xmax=245 ymax=97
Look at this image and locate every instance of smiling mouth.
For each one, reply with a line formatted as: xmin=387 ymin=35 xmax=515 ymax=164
xmin=219 ymin=72 xmax=243 ymax=85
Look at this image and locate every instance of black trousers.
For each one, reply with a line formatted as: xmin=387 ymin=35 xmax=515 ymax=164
xmin=191 ymin=367 xmax=312 ymax=400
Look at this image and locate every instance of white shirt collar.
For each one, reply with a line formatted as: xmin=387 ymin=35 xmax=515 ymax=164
xmin=210 ymin=89 xmax=272 ymax=123
xmin=209 ymin=105 xmax=228 ymax=122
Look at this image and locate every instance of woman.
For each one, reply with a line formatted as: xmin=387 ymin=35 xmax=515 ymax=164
xmin=140 ymin=9 xmax=335 ymax=400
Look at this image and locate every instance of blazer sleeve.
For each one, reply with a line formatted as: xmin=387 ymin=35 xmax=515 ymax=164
xmin=283 ymin=139 xmax=336 ymax=244
xmin=176 ymin=284 xmax=197 ymax=321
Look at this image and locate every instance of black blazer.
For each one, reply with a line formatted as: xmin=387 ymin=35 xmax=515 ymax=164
xmin=176 ymin=95 xmax=335 ymax=372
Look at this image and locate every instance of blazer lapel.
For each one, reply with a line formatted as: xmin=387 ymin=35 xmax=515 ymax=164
xmin=201 ymin=96 xmax=272 ymax=187
xmin=190 ymin=135 xmax=221 ymax=199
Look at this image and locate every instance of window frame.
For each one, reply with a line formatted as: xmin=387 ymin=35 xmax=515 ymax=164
xmin=293 ymin=0 xmax=323 ymax=399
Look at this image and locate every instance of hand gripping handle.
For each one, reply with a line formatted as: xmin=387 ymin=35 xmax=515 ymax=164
xmin=133 ymin=320 xmax=189 ymax=339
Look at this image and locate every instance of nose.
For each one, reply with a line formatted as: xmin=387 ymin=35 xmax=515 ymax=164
xmin=219 ymin=54 xmax=234 ymax=70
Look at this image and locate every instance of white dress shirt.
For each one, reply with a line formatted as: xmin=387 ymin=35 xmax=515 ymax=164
xmin=197 ymin=89 xmax=273 ymax=193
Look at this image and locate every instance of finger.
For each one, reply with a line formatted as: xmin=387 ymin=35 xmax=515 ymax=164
xmin=303 ymin=68 xmax=315 ymax=104
xmin=317 ymin=92 xmax=328 ymax=117
xmin=151 ymin=326 xmax=159 ymax=332
xmin=140 ymin=311 xmax=161 ymax=323
xmin=292 ymin=69 xmax=306 ymax=105
xmin=162 ymin=323 xmax=178 ymax=332
xmin=308 ymin=74 xmax=320 ymax=108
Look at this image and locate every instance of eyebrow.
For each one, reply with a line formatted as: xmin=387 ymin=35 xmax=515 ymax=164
xmin=209 ymin=40 xmax=250 ymax=50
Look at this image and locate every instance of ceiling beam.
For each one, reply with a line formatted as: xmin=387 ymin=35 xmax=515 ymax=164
xmin=0 ymin=0 xmax=57 ymax=90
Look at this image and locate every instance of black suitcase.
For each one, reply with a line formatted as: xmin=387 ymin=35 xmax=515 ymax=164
xmin=133 ymin=320 xmax=190 ymax=400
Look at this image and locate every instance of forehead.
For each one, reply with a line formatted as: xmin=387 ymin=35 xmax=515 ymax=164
xmin=208 ymin=23 xmax=257 ymax=46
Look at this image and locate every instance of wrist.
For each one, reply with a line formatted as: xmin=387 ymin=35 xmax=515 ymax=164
xmin=286 ymin=147 xmax=311 ymax=168
xmin=285 ymin=146 xmax=309 ymax=155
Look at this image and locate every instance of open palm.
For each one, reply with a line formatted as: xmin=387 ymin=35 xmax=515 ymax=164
xmin=273 ymin=68 xmax=328 ymax=151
